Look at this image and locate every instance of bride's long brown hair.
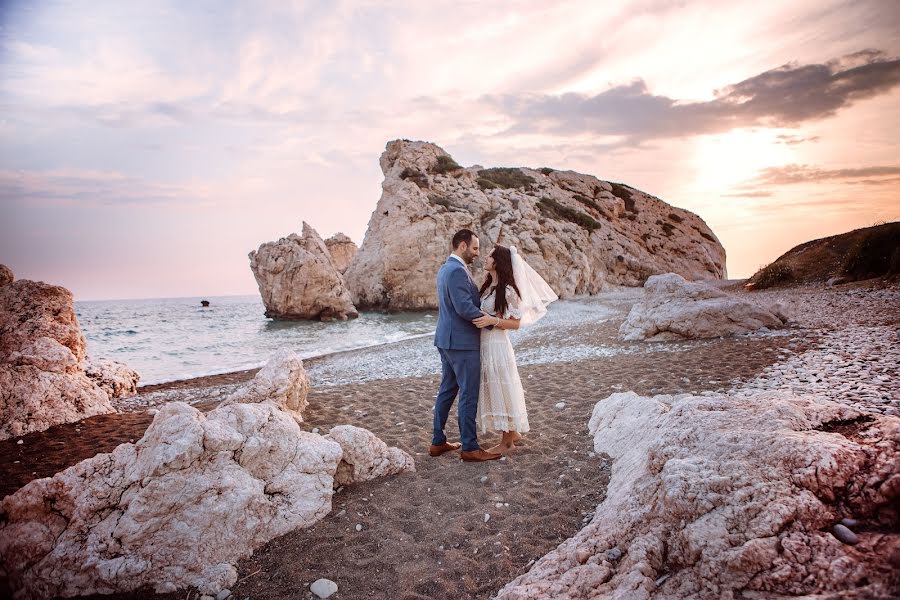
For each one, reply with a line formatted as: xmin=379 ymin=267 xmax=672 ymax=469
xmin=479 ymin=245 xmax=521 ymax=318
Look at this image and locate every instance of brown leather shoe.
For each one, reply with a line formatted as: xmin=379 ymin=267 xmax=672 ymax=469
xmin=460 ymin=448 xmax=502 ymax=462
xmin=429 ymin=442 xmax=461 ymax=457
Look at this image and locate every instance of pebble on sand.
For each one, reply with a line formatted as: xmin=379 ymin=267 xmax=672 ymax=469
xmin=555 ymin=402 xmax=566 ymax=409
xmin=310 ymin=578 xmax=338 ymax=599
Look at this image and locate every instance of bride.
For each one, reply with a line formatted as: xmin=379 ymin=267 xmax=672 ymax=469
xmin=472 ymin=245 xmax=558 ymax=454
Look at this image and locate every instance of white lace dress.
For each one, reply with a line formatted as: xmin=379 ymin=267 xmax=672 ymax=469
xmin=477 ymin=287 xmax=529 ymax=434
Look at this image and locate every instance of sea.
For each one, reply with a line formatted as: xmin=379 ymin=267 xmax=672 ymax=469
xmin=75 ymin=295 xmax=438 ymax=385
xmin=74 ymin=291 xmax=654 ymax=388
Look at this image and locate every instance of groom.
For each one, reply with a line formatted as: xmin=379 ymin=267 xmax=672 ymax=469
xmin=430 ymin=229 xmax=501 ymax=462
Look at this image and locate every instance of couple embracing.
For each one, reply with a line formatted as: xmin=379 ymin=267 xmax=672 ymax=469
xmin=430 ymin=229 xmax=558 ymax=462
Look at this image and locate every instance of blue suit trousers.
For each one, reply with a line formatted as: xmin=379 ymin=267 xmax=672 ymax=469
xmin=432 ymin=347 xmax=481 ymax=451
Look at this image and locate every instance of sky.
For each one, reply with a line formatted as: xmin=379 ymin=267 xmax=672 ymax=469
xmin=1 ymin=0 xmax=898 ymax=301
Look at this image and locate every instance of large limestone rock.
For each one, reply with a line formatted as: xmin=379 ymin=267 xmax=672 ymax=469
xmin=0 ymin=264 xmax=13 ymax=286
xmin=0 ymin=279 xmax=115 ymax=440
xmin=619 ymin=273 xmax=785 ymax=341
xmin=219 ymin=348 xmax=310 ymax=423
xmin=327 ymin=424 xmax=416 ymax=487
xmin=324 ymin=233 xmax=358 ymax=274
xmin=0 ymin=352 xmax=415 ymax=598
xmin=496 ymin=391 xmax=900 ymax=599
xmin=249 ymin=222 xmax=359 ymax=320
xmin=344 ymin=140 xmax=726 ymax=310
xmin=84 ymin=357 xmax=140 ymax=400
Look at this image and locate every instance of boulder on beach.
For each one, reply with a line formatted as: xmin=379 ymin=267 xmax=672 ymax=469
xmin=219 ymin=348 xmax=310 ymax=423
xmin=84 ymin=357 xmax=140 ymax=400
xmin=324 ymin=233 xmax=358 ymax=274
xmin=0 ymin=279 xmax=116 ymax=440
xmin=249 ymin=222 xmax=359 ymax=321
xmin=0 ymin=264 xmax=13 ymax=286
xmin=327 ymin=424 xmax=416 ymax=487
xmin=618 ymin=273 xmax=785 ymax=341
xmin=0 ymin=352 xmax=415 ymax=598
xmin=343 ymin=139 xmax=726 ymax=310
xmin=496 ymin=391 xmax=900 ymax=599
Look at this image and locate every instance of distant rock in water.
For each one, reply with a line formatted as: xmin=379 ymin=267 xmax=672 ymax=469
xmin=0 ymin=279 xmax=119 ymax=439
xmin=344 ymin=139 xmax=726 ymax=310
xmin=200 ymin=299 xmax=210 ymax=307
xmin=748 ymin=221 xmax=900 ymax=289
xmin=324 ymin=233 xmax=358 ymax=274
xmin=249 ymin=222 xmax=359 ymax=321
xmin=0 ymin=264 xmax=13 ymax=287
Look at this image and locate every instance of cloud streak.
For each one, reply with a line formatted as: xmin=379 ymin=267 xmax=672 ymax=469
xmin=745 ymin=164 xmax=900 ymax=186
xmin=0 ymin=169 xmax=210 ymax=207
xmin=486 ymin=50 xmax=900 ymax=145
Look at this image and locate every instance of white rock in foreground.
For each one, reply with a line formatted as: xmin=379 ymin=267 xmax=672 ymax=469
xmin=219 ymin=348 xmax=310 ymax=423
xmin=0 ymin=352 xmax=413 ymax=598
xmin=327 ymin=424 xmax=415 ymax=486
xmin=619 ymin=273 xmax=785 ymax=341
xmin=84 ymin=357 xmax=140 ymax=399
xmin=249 ymin=222 xmax=358 ymax=321
xmin=0 ymin=279 xmax=115 ymax=440
xmin=496 ymin=391 xmax=900 ymax=599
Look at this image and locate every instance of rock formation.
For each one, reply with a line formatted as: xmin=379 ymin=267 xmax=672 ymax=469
xmin=84 ymin=357 xmax=140 ymax=400
xmin=344 ymin=140 xmax=726 ymax=310
xmin=249 ymin=222 xmax=359 ymax=320
xmin=327 ymin=424 xmax=417 ymax=487
xmin=0 ymin=279 xmax=115 ymax=440
xmin=0 ymin=263 xmax=13 ymax=286
xmin=496 ymin=391 xmax=900 ymax=599
xmin=618 ymin=273 xmax=785 ymax=341
xmin=219 ymin=348 xmax=310 ymax=423
xmin=747 ymin=221 xmax=900 ymax=289
xmin=0 ymin=353 xmax=414 ymax=599
xmin=324 ymin=233 xmax=358 ymax=274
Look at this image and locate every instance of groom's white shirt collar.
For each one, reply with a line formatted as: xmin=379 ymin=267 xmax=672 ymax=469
xmin=449 ymin=254 xmax=466 ymax=266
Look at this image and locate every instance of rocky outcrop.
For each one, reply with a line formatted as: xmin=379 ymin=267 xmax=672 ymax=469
xmin=0 ymin=353 xmax=414 ymax=599
xmin=325 ymin=233 xmax=358 ymax=274
xmin=619 ymin=273 xmax=785 ymax=341
xmin=0 ymin=264 xmax=13 ymax=286
xmin=84 ymin=357 xmax=140 ymax=400
xmin=0 ymin=279 xmax=115 ymax=440
xmin=327 ymin=424 xmax=416 ymax=487
xmin=747 ymin=221 xmax=900 ymax=289
xmin=249 ymin=222 xmax=359 ymax=320
xmin=496 ymin=391 xmax=900 ymax=599
xmin=219 ymin=348 xmax=310 ymax=423
xmin=344 ymin=140 xmax=726 ymax=310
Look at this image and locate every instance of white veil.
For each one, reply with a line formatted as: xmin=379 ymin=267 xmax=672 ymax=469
xmin=510 ymin=246 xmax=558 ymax=326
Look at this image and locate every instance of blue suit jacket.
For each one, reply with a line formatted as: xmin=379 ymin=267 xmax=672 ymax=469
xmin=434 ymin=257 xmax=482 ymax=350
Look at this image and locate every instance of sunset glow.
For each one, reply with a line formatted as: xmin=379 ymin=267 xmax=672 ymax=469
xmin=1 ymin=0 xmax=898 ymax=299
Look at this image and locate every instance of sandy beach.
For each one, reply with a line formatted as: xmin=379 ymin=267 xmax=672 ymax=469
xmin=2 ymin=281 xmax=898 ymax=599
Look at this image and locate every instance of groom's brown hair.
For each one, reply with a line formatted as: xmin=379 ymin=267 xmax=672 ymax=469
xmin=451 ymin=229 xmax=475 ymax=249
